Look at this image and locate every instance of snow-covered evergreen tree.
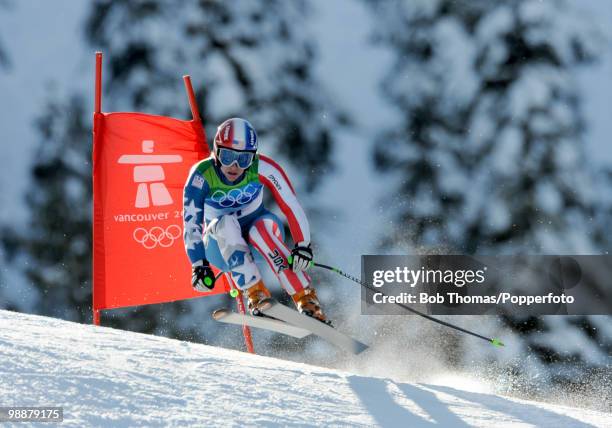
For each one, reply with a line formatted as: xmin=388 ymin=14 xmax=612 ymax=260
xmin=3 ymin=96 xmax=93 ymax=320
xmin=0 ymin=0 xmax=12 ymax=308
xmin=86 ymin=0 xmax=345 ymax=190
xmin=0 ymin=0 xmax=10 ymax=69
xmin=364 ymin=0 xmax=611 ymax=393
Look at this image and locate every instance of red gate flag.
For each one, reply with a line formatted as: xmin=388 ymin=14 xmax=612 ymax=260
xmin=92 ymin=60 xmax=230 ymax=318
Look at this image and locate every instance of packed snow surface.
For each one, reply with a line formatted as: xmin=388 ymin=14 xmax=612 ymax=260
xmin=0 ymin=310 xmax=609 ymax=427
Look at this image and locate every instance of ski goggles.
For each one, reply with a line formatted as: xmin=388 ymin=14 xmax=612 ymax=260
xmin=217 ymin=147 xmax=255 ymax=169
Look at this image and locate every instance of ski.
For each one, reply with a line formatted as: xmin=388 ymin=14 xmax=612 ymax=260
xmin=259 ymin=298 xmax=369 ymax=355
xmin=212 ymin=308 xmax=312 ymax=339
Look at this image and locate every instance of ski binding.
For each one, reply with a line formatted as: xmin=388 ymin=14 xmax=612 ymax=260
xmin=259 ymin=298 xmax=368 ymax=355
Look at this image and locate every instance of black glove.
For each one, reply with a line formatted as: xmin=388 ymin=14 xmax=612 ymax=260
xmin=192 ymin=261 xmax=216 ymax=292
xmin=289 ymin=242 xmax=313 ymax=273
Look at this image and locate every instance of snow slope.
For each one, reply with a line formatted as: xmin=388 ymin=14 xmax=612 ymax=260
xmin=0 ymin=310 xmax=609 ymax=427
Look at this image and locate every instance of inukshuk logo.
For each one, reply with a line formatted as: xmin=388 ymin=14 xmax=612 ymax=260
xmin=116 ymin=140 xmax=184 ymax=249
xmin=118 ymin=140 xmax=182 ymax=208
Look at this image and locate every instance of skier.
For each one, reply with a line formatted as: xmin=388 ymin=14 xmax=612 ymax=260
xmin=183 ymin=117 xmax=328 ymax=323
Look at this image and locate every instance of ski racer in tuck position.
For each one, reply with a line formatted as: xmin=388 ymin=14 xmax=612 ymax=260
xmin=182 ymin=117 xmax=328 ymax=323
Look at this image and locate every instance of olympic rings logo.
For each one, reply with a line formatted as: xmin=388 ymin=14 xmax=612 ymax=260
xmin=133 ymin=225 xmax=182 ymax=250
xmin=210 ymin=183 xmax=259 ymax=208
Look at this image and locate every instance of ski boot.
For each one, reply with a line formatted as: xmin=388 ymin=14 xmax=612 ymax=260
xmin=291 ymin=288 xmax=332 ymax=326
xmin=246 ymin=280 xmax=271 ymax=316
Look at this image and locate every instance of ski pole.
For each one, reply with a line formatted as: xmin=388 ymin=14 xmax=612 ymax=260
xmin=214 ymin=270 xmax=240 ymax=298
xmin=312 ymin=261 xmax=504 ymax=348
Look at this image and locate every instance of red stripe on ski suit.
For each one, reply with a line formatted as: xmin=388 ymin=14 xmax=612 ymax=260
xmin=258 ymin=161 xmax=305 ymax=243
xmin=259 ymin=154 xmax=296 ymax=194
xmin=250 ymin=219 xmax=306 ymax=294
